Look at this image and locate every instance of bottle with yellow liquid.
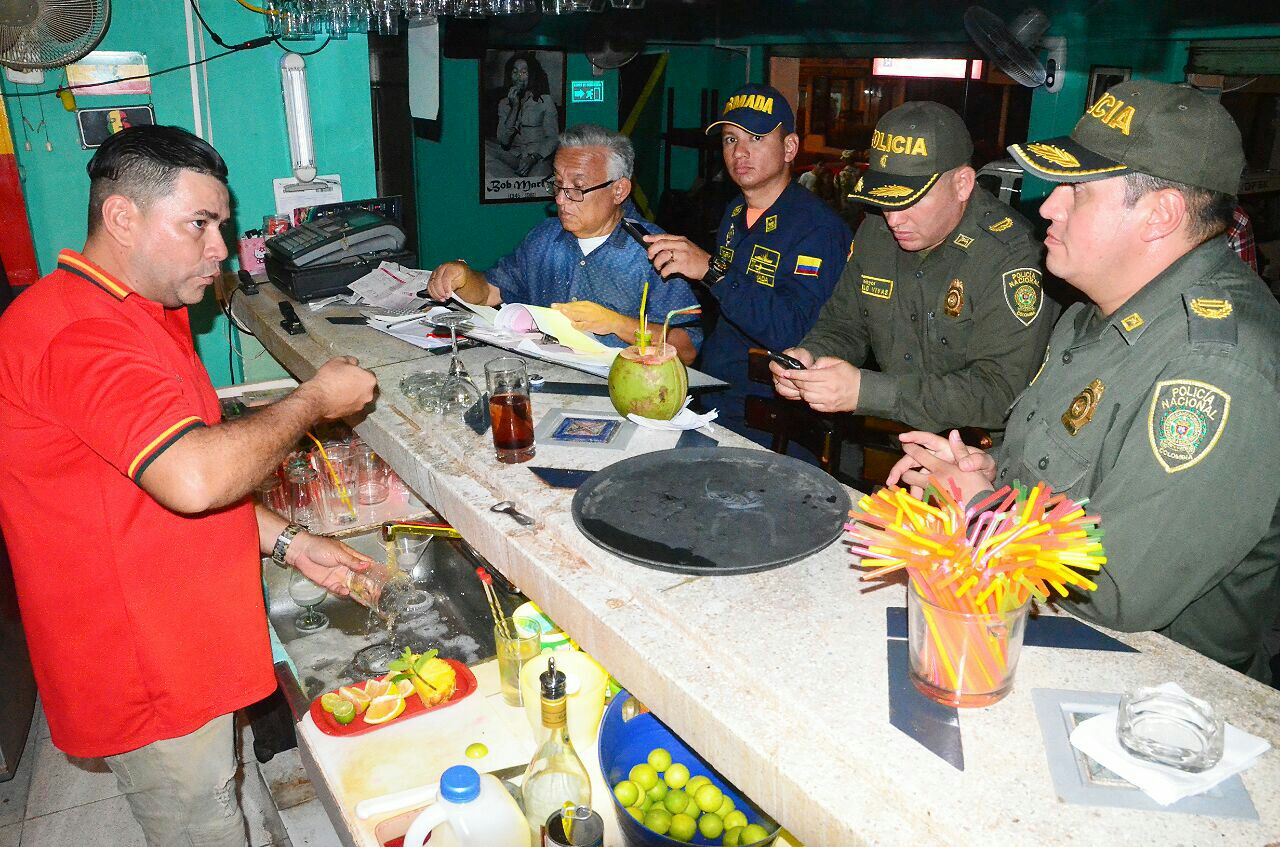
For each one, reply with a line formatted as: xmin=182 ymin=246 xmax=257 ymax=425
xmin=520 ymin=656 xmax=591 ymax=839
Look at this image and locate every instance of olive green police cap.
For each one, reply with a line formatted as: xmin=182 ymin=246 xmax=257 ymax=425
xmin=1008 ymin=80 xmax=1244 ymax=195
xmin=848 ymin=101 xmax=974 ymax=210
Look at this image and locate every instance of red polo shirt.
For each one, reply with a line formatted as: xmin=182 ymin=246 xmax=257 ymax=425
xmin=0 ymin=250 xmax=275 ymax=758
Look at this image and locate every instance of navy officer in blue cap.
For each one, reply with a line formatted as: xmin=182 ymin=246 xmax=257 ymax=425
xmin=643 ymin=83 xmax=852 ymax=445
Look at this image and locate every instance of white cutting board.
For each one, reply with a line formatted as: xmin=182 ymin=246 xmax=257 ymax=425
xmin=298 ymin=661 xmax=535 ymax=846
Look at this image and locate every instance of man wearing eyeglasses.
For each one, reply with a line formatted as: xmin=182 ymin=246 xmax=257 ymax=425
xmin=427 ymin=124 xmax=702 ymax=362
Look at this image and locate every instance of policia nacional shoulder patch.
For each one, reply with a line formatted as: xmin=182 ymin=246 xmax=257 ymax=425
xmin=1147 ymin=379 xmax=1231 ymax=473
xmin=1003 ymin=268 xmax=1043 ymax=327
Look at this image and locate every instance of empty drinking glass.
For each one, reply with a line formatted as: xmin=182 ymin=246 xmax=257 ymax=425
xmin=354 ymin=446 xmax=390 ymax=505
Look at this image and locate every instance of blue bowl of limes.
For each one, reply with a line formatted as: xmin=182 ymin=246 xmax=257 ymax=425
xmin=598 ymin=690 xmax=780 ymax=847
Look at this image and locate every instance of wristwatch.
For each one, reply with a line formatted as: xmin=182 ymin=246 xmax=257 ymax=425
xmin=701 ymin=253 xmax=731 ymax=287
xmin=271 ymin=522 xmax=306 ymax=565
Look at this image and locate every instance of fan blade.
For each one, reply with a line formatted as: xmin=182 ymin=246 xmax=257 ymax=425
xmin=0 ymin=0 xmax=39 ymax=29
xmin=963 ymin=5 xmax=1047 ymax=88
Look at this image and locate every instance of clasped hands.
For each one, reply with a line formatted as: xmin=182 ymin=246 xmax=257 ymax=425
xmin=886 ymin=430 xmax=997 ymax=502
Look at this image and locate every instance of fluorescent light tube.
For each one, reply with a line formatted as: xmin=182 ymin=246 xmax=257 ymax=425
xmin=280 ymin=53 xmax=317 ymax=183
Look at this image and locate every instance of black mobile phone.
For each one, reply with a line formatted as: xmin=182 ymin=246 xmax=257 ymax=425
xmin=619 ymin=217 xmax=650 ymax=249
xmin=768 ymin=350 xmax=807 ymax=370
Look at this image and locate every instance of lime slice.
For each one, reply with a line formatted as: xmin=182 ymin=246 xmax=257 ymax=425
xmin=320 ymin=692 xmax=344 ymax=714
xmin=332 ymin=700 xmax=356 ymax=725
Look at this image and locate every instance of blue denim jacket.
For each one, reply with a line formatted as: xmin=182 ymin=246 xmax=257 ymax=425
xmin=485 ymin=216 xmax=703 ymax=350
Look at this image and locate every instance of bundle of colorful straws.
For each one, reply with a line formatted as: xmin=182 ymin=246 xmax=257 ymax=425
xmin=849 ymin=479 xmax=1106 ymax=699
xmin=847 ymin=478 xmax=1107 ymax=614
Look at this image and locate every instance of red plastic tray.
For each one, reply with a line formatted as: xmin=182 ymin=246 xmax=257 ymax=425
xmin=309 ymin=659 xmax=477 ymax=737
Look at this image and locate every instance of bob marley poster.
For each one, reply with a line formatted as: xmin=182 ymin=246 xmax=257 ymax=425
xmin=76 ymin=105 xmax=155 ymax=149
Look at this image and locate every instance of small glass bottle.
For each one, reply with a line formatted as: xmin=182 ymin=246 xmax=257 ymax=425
xmin=520 ymin=656 xmax=591 ymax=839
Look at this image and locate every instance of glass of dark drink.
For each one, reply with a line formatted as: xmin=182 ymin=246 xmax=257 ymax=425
xmin=485 ymin=357 xmax=536 ymax=463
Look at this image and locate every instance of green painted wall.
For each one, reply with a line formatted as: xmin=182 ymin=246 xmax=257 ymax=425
xmin=2 ymin=0 xmax=375 ymax=387
xmin=413 ymin=51 xmax=618 ymax=270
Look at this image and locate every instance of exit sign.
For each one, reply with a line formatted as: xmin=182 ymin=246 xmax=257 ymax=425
xmin=571 ymin=80 xmax=605 ymax=103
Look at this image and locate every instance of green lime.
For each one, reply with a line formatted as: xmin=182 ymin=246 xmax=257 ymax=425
xmin=645 ymin=780 xmax=668 ymax=803
xmin=662 ymin=789 xmax=689 ymax=815
xmin=320 ymin=692 xmax=344 ymax=713
xmin=625 ymin=806 xmax=644 ymax=823
xmin=643 ymin=808 xmax=671 ymax=836
xmin=613 ymin=780 xmax=640 ymax=807
xmin=684 ymin=774 xmax=710 ymax=796
xmin=740 ymin=823 xmax=770 ymax=844
xmin=629 ymin=763 xmax=659 ymax=791
xmin=663 ymin=761 xmax=690 ymax=789
xmin=698 ymin=812 xmax=724 ymax=840
xmin=647 ymin=747 xmax=673 ymax=772
xmin=723 ymin=825 xmax=745 ymax=847
xmin=638 ymin=795 xmax=653 ymax=811
xmin=667 ymin=812 xmax=697 ymax=842
xmin=331 ymin=699 xmax=356 ymax=725
xmin=694 ymin=784 xmax=723 ymax=814
xmin=715 ymin=794 xmax=735 ymax=818
xmin=724 ymin=810 xmax=749 ymax=830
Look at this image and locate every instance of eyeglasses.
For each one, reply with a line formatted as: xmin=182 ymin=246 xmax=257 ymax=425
xmin=542 ymin=178 xmax=615 ymax=202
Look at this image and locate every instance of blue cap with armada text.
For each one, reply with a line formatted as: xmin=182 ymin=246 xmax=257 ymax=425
xmin=705 ymin=83 xmax=795 ymax=137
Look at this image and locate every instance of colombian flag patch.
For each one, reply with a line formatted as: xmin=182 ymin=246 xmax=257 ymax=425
xmin=794 ymin=255 xmax=822 ymax=277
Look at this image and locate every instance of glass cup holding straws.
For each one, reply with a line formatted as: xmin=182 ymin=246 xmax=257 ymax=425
xmin=476 ymin=566 xmax=538 ymax=706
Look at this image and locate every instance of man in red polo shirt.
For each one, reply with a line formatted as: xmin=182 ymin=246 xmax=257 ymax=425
xmin=0 ymin=125 xmax=377 ymax=845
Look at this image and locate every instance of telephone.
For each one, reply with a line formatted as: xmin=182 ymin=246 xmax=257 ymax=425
xmin=265 ymin=210 xmax=406 ymax=267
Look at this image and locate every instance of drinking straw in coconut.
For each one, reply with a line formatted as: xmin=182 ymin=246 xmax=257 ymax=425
xmin=637 ymin=280 xmax=651 ymax=350
xmin=661 ymin=306 xmax=702 ymax=351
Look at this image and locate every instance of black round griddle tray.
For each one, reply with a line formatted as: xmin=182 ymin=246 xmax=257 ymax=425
xmin=571 ymin=447 xmax=852 ymax=575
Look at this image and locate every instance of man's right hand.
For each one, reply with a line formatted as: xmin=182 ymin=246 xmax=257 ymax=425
xmin=770 ymin=347 xmax=814 ymax=399
xmin=300 ymin=356 xmax=377 ymax=420
xmin=643 ymin=234 xmax=712 ymax=281
xmin=427 ymin=261 xmax=467 ymax=300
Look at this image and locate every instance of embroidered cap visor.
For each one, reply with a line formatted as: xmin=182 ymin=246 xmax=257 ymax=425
xmin=1007 ymin=80 xmax=1244 ymax=194
xmin=1007 ymin=136 xmax=1130 ymax=184
xmin=847 ymin=168 xmax=942 ymax=210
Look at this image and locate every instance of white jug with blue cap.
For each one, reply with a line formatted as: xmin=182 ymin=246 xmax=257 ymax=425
xmin=401 ymin=764 xmax=530 ymax=847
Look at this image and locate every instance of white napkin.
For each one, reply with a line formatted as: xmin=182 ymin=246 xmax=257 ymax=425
xmin=1069 ymin=682 xmax=1271 ymax=805
xmin=627 ymin=397 xmax=718 ymax=433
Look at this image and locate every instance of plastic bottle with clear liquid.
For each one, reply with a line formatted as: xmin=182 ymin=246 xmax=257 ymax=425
xmin=401 ymin=765 xmax=530 ymax=847
xmin=520 ymin=656 xmax=592 ymax=839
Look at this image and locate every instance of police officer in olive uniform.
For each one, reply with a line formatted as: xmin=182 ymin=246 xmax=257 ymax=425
xmin=644 ymin=84 xmax=851 ymax=443
xmin=773 ymin=102 xmax=1055 ymax=436
xmin=890 ymin=81 xmax=1280 ymax=682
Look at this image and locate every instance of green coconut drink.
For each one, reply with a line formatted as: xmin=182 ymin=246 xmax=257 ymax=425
xmin=608 ymin=343 xmax=688 ymax=420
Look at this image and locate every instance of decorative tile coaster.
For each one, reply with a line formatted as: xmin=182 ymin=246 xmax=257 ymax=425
xmin=1030 ymin=688 xmax=1257 ymax=819
xmin=533 ymin=407 xmax=636 ymax=452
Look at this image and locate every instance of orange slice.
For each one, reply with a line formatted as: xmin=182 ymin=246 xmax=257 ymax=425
xmin=363 ymin=693 xmax=406 ymax=725
xmin=363 ymin=679 xmax=394 ymax=700
xmin=338 ymin=685 xmax=371 ymax=714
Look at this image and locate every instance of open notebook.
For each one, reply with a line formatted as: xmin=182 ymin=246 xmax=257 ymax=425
xmin=446 ymin=297 xmax=619 ymax=376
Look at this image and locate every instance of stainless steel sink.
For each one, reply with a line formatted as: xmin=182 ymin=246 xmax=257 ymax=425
xmin=264 ymin=530 xmax=523 ymax=715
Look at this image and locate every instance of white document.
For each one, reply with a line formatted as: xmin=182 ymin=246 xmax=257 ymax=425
xmin=446 ymin=297 xmax=619 ymax=377
xmin=348 ymin=262 xmax=433 ymax=312
xmin=272 ymin=174 xmax=343 ymax=218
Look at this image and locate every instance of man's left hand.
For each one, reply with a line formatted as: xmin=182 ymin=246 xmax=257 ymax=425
xmin=286 ymin=533 xmax=373 ymax=596
xmin=783 ymin=356 xmax=861 ymax=413
xmin=551 ymin=301 xmax=627 ymax=339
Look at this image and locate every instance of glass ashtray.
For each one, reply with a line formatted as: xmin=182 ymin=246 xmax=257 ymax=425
xmin=398 ymin=372 xmax=445 ymax=414
xmin=1116 ymin=687 xmax=1224 ymax=772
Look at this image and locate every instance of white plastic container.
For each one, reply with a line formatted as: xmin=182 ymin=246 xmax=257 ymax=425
xmin=402 ymin=765 xmax=530 ymax=847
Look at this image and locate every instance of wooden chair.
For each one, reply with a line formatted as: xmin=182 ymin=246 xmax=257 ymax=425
xmin=743 ymin=348 xmax=844 ymax=475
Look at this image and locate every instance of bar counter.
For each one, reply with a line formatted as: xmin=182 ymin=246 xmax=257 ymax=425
xmin=234 ymin=283 xmax=1280 ymax=846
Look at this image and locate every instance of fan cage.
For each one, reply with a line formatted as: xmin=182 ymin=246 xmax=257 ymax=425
xmin=1 ymin=0 xmax=111 ymax=71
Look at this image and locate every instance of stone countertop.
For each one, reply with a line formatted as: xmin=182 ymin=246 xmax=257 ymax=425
xmin=235 ymin=285 xmax=1280 ymax=846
